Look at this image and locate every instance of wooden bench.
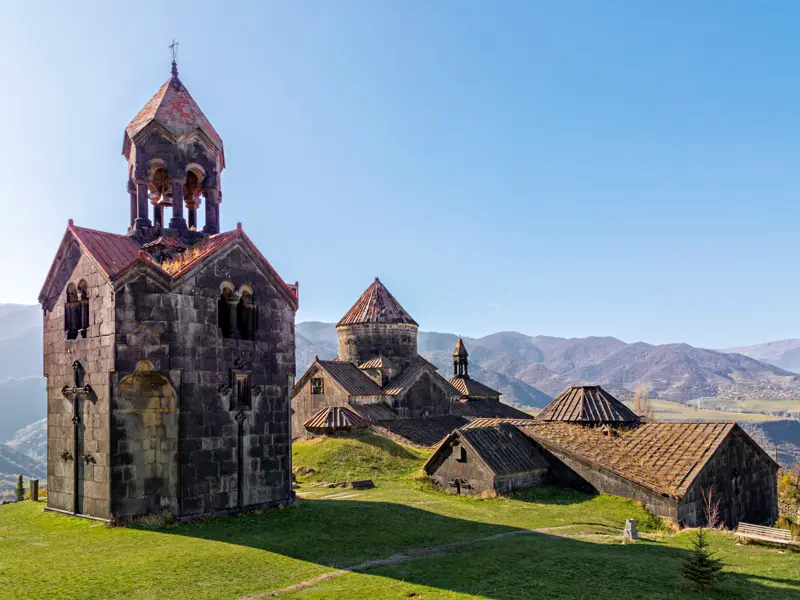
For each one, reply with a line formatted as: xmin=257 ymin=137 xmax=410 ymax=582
xmin=736 ymin=522 xmax=796 ymax=547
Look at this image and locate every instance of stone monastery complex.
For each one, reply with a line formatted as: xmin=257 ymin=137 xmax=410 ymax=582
xmin=38 ymin=61 xmax=780 ymax=528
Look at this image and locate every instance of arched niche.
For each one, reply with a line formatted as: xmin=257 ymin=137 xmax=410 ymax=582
xmin=113 ymin=360 xmax=179 ymax=517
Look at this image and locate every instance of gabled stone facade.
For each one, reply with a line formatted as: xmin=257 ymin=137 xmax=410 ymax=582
xmin=40 ymin=62 xmax=298 ymax=521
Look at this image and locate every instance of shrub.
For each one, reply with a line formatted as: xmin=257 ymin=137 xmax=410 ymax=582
xmin=15 ymin=475 xmax=25 ymax=502
xmin=680 ymin=529 xmax=723 ymax=590
xmin=778 ymin=464 xmax=800 ymax=518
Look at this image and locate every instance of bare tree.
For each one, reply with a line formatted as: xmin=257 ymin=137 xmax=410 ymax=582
xmin=702 ymin=486 xmax=722 ymax=529
xmin=633 ymin=384 xmax=653 ymax=420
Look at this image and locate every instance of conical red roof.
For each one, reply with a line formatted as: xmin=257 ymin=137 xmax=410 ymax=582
xmin=124 ymin=69 xmax=223 ymax=159
xmin=337 ymin=278 xmax=418 ymax=327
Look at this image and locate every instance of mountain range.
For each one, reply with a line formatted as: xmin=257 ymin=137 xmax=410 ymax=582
xmin=2 ymin=306 xmax=800 ymax=489
xmin=297 ymin=322 xmax=800 ymax=407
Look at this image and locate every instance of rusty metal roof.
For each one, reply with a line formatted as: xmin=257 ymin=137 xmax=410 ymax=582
xmin=304 ymin=406 xmax=369 ymax=432
xmin=371 ymin=416 xmax=469 ymax=447
xmin=358 ymin=356 xmax=398 ymax=370
xmin=449 ymin=400 xmax=533 ymax=420
xmin=347 ymin=402 xmax=398 ymax=422
xmin=457 ymin=423 xmax=549 ymax=476
xmin=537 ymin=385 xmax=639 ymax=424
xmin=453 ymin=338 xmax=468 ymax=358
xmin=125 ymin=71 xmax=223 ymax=159
xmin=449 ymin=376 xmax=501 ymax=399
xmin=519 ymin=421 xmax=764 ymax=498
xmin=461 ymin=418 xmax=537 ymax=429
xmin=142 ymin=236 xmax=188 ymax=250
xmin=316 ymin=360 xmax=385 ymax=396
xmin=68 ymin=224 xmax=142 ymax=278
xmin=337 ymin=278 xmax=418 ymax=327
xmin=40 ymin=222 xmax=299 ymax=310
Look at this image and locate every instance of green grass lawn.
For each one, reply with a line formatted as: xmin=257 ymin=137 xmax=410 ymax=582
xmin=0 ymin=434 xmax=797 ymax=600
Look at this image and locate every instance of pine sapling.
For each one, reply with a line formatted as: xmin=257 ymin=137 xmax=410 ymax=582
xmin=680 ymin=528 xmax=723 ymax=590
xmin=15 ymin=474 xmax=25 ymax=502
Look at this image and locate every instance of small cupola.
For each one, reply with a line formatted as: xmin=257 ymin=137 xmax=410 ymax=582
xmin=453 ymin=338 xmax=469 ymax=378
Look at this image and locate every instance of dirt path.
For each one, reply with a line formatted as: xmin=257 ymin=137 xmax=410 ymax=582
xmin=239 ymin=525 xmax=601 ymax=599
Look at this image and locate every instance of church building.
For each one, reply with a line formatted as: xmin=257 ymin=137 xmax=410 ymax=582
xmin=39 ymin=59 xmax=298 ymax=520
xmin=291 ymin=278 xmax=531 ymax=441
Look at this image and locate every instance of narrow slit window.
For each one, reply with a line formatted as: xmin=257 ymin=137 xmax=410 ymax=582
xmin=311 ymin=378 xmax=324 ymax=395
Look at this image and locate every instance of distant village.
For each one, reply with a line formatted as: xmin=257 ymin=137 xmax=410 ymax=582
xmin=31 ymin=60 xmax=781 ymax=533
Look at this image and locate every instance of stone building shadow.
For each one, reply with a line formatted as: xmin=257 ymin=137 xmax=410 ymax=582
xmin=163 ymin=499 xmax=800 ymax=599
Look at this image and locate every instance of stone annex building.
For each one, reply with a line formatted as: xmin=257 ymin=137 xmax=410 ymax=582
xmin=291 ymin=278 xmax=531 ymax=441
xmin=424 ymin=386 xmax=779 ymax=527
xmin=38 ymin=61 xmax=299 ymax=520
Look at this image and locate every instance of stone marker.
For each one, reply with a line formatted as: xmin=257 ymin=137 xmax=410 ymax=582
xmin=351 ymin=480 xmax=375 ymax=490
xmin=30 ymin=479 xmax=39 ymax=502
xmin=623 ymin=518 xmax=639 ymax=541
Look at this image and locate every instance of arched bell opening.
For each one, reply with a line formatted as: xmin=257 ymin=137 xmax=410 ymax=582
xmin=148 ymin=164 xmax=172 ymax=230
xmin=184 ymin=166 xmax=206 ymax=231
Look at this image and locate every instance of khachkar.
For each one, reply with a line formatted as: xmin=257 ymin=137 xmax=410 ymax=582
xmin=39 ymin=55 xmax=299 ymax=520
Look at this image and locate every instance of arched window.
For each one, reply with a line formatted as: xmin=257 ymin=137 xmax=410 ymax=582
xmin=237 ymin=289 xmax=256 ymax=340
xmin=218 ymin=287 xmax=233 ymax=337
xmin=77 ymin=280 xmax=89 ymax=338
xmin=65 ymin=284 xmax=79 ymax=340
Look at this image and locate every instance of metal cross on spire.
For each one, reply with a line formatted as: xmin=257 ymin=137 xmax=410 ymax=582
xmin=169 ymin=39 xmax=179 ymax=77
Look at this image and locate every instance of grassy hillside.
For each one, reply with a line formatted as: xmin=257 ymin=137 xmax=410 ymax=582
xmin=292 ymin=432 xmax=429 ymax=482
xmin=0 ymin=435 xmax=798 ymax=599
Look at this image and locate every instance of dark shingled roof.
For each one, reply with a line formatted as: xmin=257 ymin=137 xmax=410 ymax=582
xmin=424 ymin=423 xmax=548 ymax=477
xmin=519 ymin=421 xmax=776 ymax=498
xmin=384 ymin=359 xmax=459 ymax=398
xmin=537 ymin=385 xmax=639 ymax=424
xmin=347 ymin=402 xmax=399 ymax=422
xmin=449 ymin=376 xmax=501 ymax=399
xmin=304 ymin=406 xmax=369 ymax=433
xmin=337 ymin=278 xmax=418 ymax=327
xmin=449 ymin=400 xmax=533 ymax=420
xmin=453 ymin=338 xmax=468 ymax=358
xmin=316 ymin=360 xmax=384 ymax=396
xmin=371 ymin=416 xmax=469 ymax=447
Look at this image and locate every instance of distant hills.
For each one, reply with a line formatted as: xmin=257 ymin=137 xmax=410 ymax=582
xmin=3 ymin=307 xmax=800 ymax=490
xmin=723 ymin=340 xmax=800 ymax=376
xmin=297 ymin=322 xmax=800 ymax=407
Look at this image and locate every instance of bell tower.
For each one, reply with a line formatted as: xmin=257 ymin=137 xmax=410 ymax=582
xmin=453 ymin=338 xmax=469 ymax=377
xmin=122 ymin=47 xmax=225 ymax=238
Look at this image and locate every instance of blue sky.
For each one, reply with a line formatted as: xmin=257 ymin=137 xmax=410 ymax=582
xmin=0 ymin=1 xmax=797 ymax=348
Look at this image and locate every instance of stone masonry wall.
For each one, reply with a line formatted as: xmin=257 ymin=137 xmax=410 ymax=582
xmin=425 ymin=438 xmax=496 ymax=495
xmin=532 ymin=440 xmax=681 ymax=521
xmin=680 ymin=428 xmax=778 ymax=528
xmin=44 ymin=252 xmax=115 ymax=519
xmin=393 ymin=370 xmax=453 ymax=418
xmin=337 ymin=323 xmax=418 ymax=371
xmin=112 ymin=241 xmax=295 ymax=518
xmin=290 ymin=367 xmax=350 ymax=440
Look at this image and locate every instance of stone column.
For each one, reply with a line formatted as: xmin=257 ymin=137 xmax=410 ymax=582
xmin=127 ymin=180 xmax=137 ymax=228
xmin=134 ymin=182 xmax=151 ymax=231
xmin=226 ymin=297 xmax=240 ymax=339
xmin=203 ymin=188 xmax=219 ymax=234
xmin=154 ymin=205 xmax=164 ymax=229
xmin=169 ymin=180 xmax=187 ymax=230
